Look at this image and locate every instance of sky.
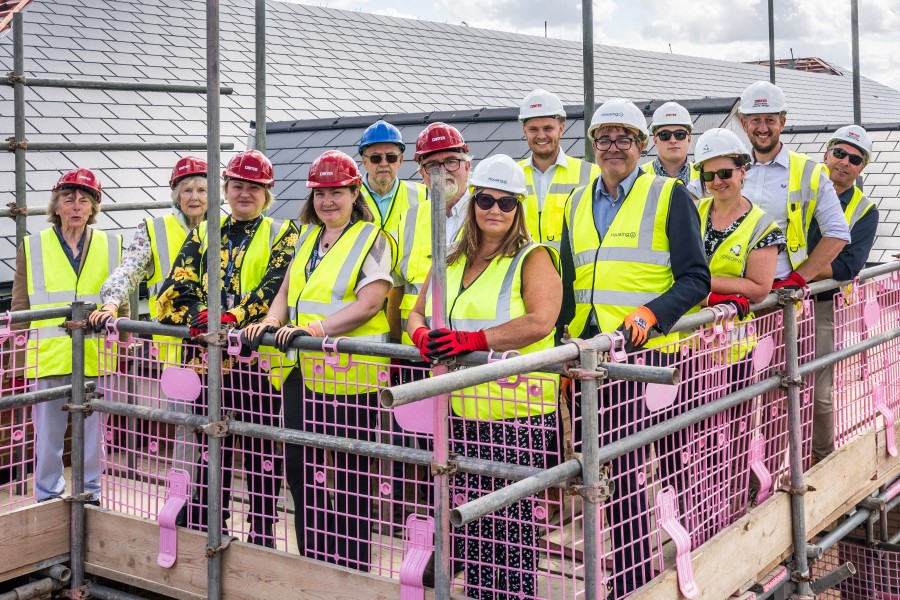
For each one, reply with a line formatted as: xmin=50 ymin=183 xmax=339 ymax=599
xmin=291 ymin=0 xmax=900 ymax=92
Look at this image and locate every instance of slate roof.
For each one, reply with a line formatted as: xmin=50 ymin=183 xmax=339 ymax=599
xmin=0 ymin=0 xmax=898 ymax=283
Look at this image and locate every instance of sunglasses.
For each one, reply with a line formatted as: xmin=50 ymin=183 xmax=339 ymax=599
xmin=831 ymin=147 xmax=864 ymax=166
xmin=473 ymin=192 xmax=519 ymax=213
xmin=655 ymin=130 xmax=689 ymax=141
xmin=365 ymin=153 xmax=401 ymax=164
xmin=699 ymin=168 xmax=738 ymax=182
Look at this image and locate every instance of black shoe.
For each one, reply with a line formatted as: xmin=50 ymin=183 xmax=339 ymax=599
xmin=247 ymin=521 xmax=275 ymax=548
xmin=85 ymin=499 xmax=101 ymax=507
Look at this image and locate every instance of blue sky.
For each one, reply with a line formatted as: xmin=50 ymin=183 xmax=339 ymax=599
xmin=290 ymin=0 xmax=900 ymax=91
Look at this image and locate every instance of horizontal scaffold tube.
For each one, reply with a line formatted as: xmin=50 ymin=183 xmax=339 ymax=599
xmin=0 ymin=200 xmax=225 ymax=218
xmin=452 ymin=324 xmax=900 ymax=526
xmin=4 ymin=76 xmax=234 ymax=95
xmin=0 ymin=382 xmax=94 ymax=410
xmin=20 ymin=142 xmax=235 ymax=152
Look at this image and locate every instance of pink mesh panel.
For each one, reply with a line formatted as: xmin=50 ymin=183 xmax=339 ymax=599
xmin=0 ymin=322 xmax=36 ymax=513
xmin=811 ymin=539 xmax=900 ymax=599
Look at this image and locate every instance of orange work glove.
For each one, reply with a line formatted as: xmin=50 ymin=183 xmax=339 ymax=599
xmin=616 ymin=306 xmax=658 ymax=353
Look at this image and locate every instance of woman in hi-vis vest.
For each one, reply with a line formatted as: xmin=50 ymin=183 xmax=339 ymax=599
xmin=156 ymin=149 xmax=299 ymax=547
xmin=88 ymin=157 xmax=208 ymax=482
xmin=407 ymin=155 xmax=561 ymax=599
xmin=11 ymin=168 xmax=125 ymax=504
xmin=242 ymin=150 xmax=394 ymax=571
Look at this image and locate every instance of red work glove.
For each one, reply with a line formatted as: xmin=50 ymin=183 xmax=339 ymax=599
xmin=707 ymin=292 xmax=751 ymax=319
xmin=426 ymin=328 xmax=488 ymax=360
xmin=9 ymin=378 xmax=28 ymax=392
xmin=189 ymin=310 xmax=237 ymax=337
xmin=772 ymin=271 xmax=807 ymax=291
xmin=616 ymin=306 xmax=658 ymax=353
xmin=411 ymin=327 xmax=432 ymax=363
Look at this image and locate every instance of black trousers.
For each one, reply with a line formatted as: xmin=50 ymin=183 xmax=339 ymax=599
xmin=283 ymin=369 xmax=378 ymax=572
xmin=451 ymin=412 xmax=556 ymax=600
xmin=193 ymin=365 xmax=284 ymax=530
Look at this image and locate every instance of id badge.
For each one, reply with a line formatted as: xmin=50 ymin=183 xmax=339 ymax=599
xmin=227 ymin=294 xmax=236 ymax=310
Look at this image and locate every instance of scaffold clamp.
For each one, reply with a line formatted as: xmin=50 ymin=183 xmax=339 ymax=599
xmin=431 ymin=456 xmax=459 ymax=476
xmin=573 ymin=470 xmax=614 ymax=504
xmin=5 ymin=72 xmax=25 ymax=84
xmin=777 ymin=371 xmax=802 ymax=388
xmin=201 ymin=414 xmax=232 ymax=438
xmin=205 ymin=536 xmax=233 ymax=557
xmin=60 ymin=585 xmax=89 ymax=600
xmin=63 ymin=402 xmax=94 ymax=417
xmin=5 ymin=136 xmax=26 ymax=151
xmin=567 ymin=366 xmax=608 ymax=381
xmin=5 ymin=202 xmax=27 ymax=217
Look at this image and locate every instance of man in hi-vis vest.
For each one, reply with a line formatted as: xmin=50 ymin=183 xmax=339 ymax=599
xmin=810 ymin=125 xmax=878 ymax=460
xmin=558 ymin=99 xmax=709 ymax=598
xmin=739 ymin=81 xmax=850 ymax=290
xmin=518 ymin=89 xmax=598 ymax=250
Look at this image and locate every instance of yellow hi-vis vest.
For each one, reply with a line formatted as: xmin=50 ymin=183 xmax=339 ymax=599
xmin=24 ymin=228 xmax=122 ymax=378
xmin=641 ymin=160 xmax=700 ymax=183
xmin=697 ymin=198 xmax=781 ymax=362
xmin=783 ymin=151 xmax=825 ymax=270
xmin=286 ymin=221 xmax=390 ymax=395
xmin=843 ymin=186 xmax=875 ymax=229
xmin=396 ymin=199 xmax=441 ymax=345
xmin=145 ymin=213 xmax=190 ymax=364
xmin=360 ymin=179 xmax=427 ymax=244
xmin=566 ymin=173 xmax=681 ymax=350
xmin=519 ymin=155 xmax=599 ymax=251
xmin=425 ymin=243 xmax=559 ymax=420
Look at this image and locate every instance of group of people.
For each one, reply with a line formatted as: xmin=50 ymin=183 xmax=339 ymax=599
xmin=9 ymin=78 xmax=880 ymax=599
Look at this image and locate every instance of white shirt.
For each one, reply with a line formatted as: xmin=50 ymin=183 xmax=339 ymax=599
xmin=744 ymin=144 xmax=850 ymax=278
xmin=446 ymin=190 xmax=471 ymax=244
xmin=527 ymin=148 xmax=569 ymax=211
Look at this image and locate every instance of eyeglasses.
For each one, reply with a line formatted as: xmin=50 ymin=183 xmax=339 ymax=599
xmin=420 ymin=157 xmax=464 ymax=173
xmin=699 ymin=168 xmax=738 ymax=182
xmin=365 ymin=152 xmax=401 ymax=164
xmin=473 ymin=192 xmax=519 ymax=213
xmin=592 ymin=137 xmax=638 ymax=151
xmin=655 ymin=130 xmax=689 ymax=142
xmin=831 ymin=147 xmax=864 ymax=166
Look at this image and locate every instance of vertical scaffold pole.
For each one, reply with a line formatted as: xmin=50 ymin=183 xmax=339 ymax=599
xmin=581 ymin=0 xmax=595 ymax=162
xmin=783 ymin=296 xmax=811 ymax=598
xmin=850 ymin=0 xmax=861 ymax=126
xmin=255 ymin=0 xmax=267 ymax=154
xmin=12 ymin=12 xmax=26 ymax=249
xmin=429 ymin=166 xmax=451 ymax=600
xmin=69 ymin=301 xmax=87 ymax=589
xmin=206 ymin=0 xmax=224 ymax=597
xmin=768 ymin=0 xmax=776 ymax=84
xmin=577 ymin=343 xmax=602 ymax=599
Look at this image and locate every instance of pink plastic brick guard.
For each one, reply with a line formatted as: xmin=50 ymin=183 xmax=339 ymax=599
xmin=655 ymin=487 xmax=698 ymax=599
xmin=157 ymin=468 xmax=191 ymax=568
xmin=399 ymin=514 xmax=434 ymax=600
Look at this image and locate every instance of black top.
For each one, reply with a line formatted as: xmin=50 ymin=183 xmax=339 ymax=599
xmin=557 ymin=172 xmax=710 ymax=341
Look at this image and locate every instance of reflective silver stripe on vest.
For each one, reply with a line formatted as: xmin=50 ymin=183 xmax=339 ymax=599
xmin=107 ymin=234 xmax=119 ymax=281
xmin=567 ymin=185 xmax=589 ymax=256
xmin=638 ymin=176 xmax=667 ymax=248
xmin=399 ymin=203 xmax=421 ymax=280
xmin=847 ymin=193 xmax=874 ymax=229
xmin=574 ymin=288 xmax=663 ymax=307
xmin=577 ymin=159 xmax=594 ymax=185
xmin=597 ymin=247 xmax=670 ymax=266
xmin=293 ymin=226 xmax=374 ymax=317
xmin=748 ymin=212 xmax=778 ymax=249
xmin=403 ymin=181 xmax=422 ymax=203
xmin=404 ymin=282 xmax=420 ymax=297
xmin=148 ymin=216 xmax=172 ymax=297
xmin=787 ymin=158 xmax=818 ymax=234
xmin=34 ymin=325 xmax=69 ymax=340
xmin=27 ymin=234 xmax=50 ymax=305
xmin=269 ymin=219 xmax=285 ymax=247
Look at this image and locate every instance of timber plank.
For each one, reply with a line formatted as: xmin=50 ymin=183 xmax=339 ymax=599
xmin=0 ymin=499 xmax=69 ymax=582
xmin=630 ymin=416 xmax=900 ymax=600
xmin=84 ymin=507 xmax=437 ymax=600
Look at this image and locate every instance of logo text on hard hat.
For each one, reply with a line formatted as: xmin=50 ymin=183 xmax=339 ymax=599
xmin=431 ymin=136 xmax=446 ymax=142
xmin=320 ymin=171 xmax=334 ymax=176
xmin=753 ymin=99 xmax=769 ymax=107
xmin=602 ymin=112 xmax=625 ymax=118
xmin=244 ymin=165 xmax=259 ymax=172
xmin=848 ymin=132 xmax=860 ymax=140
xmin=665 ymin=113 xmax=677 ymax=117
xmin=530 ymin=103 xmax=543 ymax=109
xmin=487 ymin=176 xmax=508 ymax=184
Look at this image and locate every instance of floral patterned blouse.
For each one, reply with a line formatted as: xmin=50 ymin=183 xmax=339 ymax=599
xmin=156 ymin=216 xmax=299 ymax=328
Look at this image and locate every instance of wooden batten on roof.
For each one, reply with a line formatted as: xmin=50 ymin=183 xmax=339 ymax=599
xmin=0 ymin=0 xmax=34 ymax=35
xmin=746 ymin=57 xmax=843 ymax=76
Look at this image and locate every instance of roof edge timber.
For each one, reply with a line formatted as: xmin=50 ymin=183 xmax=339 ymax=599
xmin=265 ymin=97 xmax=741 ymax=134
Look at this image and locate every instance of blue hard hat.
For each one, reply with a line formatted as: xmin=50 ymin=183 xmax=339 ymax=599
xmin=359 ymin=120 xmax=405 ymax=153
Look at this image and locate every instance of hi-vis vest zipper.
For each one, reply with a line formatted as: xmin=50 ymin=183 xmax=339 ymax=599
xmin=520 ymin=155 xmax=598 ymax=251
xmin=25 ymin=228 xmax=122 ymax=378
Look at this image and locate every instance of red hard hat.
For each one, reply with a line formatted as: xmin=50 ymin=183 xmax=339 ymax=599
xmin=53 ymin=167 xmax=102 ymax=202
xmin=306 ymin=150 xmax=362 ymax=188
xmin=222 ymin=150 xmax=274 ymax=186
xmin=169 ymin=156 xmax=208 ymax=189
xmin=414 ymin=122 xmax=468 ymax=161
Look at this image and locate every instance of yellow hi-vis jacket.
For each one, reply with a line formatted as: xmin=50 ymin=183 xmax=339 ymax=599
xmin=519 ymin=155 xmax=598 ymax=251
xmin=641 ymin=160 xmax=700 ymax=183
xmin=425 ymin=242 xmax=559 ymax=420
xmin=360 ymin=179 xmax=427 ymax=244
xmin=25 ymin=227 xmax=122 ymax=378
xmin=145 ymin=213 xmax=190 ymax=364
xmin=843 ymin=186 xmax=875 ymax=228
xmin=286 ymin=221 xmax=391 ymax=396
xmin=566 ymin=174 xmax=681 ymax=350
xmin=697 ymin=198 xmax=781 ymax=362
xmin=783 ymin=151 xmax=826 ymax=270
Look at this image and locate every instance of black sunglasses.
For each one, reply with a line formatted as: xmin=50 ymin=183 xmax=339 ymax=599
xmin=655 ymin=130 xmax=689 ymax=141
xmin=473 ymin=192 xmax=519 ymax=213
xmin=699 ymin=168 xmax=738 ymax=182
xmin=365 ymin=153 xmax=401 ymax=164
xmin=831 ymin=147 xmax=864 ymax=166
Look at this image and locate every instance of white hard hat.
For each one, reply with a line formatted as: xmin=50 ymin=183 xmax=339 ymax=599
xmin=519 ymin=89 xmax=566 ymax=122
xmin=827 ymin=125 xmax=872 ymax=163
xmin=694 ymin=128 xmax=752 ymax=168
xmin=588 ymin=98 xmax=649 ymax=143
xmin=469 ymin=154 xmax=527 ymax=196
xmin=739 ymin=81 xmax=788 ymax=115
xmin=650 ymin=101 xmax=693 ymax=133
